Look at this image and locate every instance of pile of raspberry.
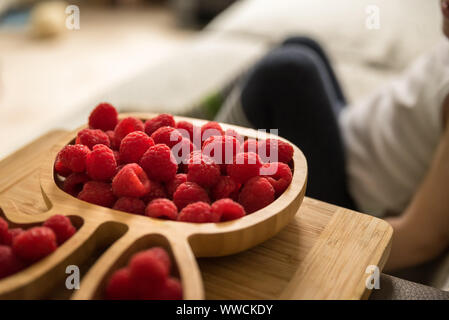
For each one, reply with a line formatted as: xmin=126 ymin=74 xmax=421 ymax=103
xmin=0 ymin=215 xmax=76 ymax=280
xmin=55 ymin=102 xmax=294 ymax=223
xmin=105 ymin=247 xmax=182 ymax=300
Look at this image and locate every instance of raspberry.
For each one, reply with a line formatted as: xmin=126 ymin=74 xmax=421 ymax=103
xmin=261 ymin=162 xmax=293 ymax=196
xmin=78 ymin=181 xmax=116 ymax=207
xmin=151 ymin=127 xmax=183 ymax=149
xmin=227 ymin=152 xmax=262 ymax=184
xmin=76 ymin=128 xmax=110 ymax=150
xmin=148 ymin=247 xmax=171 ymax=272
xmin=106 ymin=130 xmax=120 ymax=150
xmin=202 ymin=135 xmax=240 ymax=165
xmin=129 ymin=249 xmax=169 ymax=297
xmin=173 ymin=182 xmax=210 ymax=210
xmin=171 ymin=138 xmax=195 ymax=165
xmin=211 ymin=198 xmax=246 ymax=222
xmin=112 ymin=164 xmax=150 ymax=198
xmin=238 ymin=177 xmax=275 ymax=214
xmin=258 ymin=139 xmax=294 ymax=164
xmin=86 ymin=144 xmax=117 ymax=181
xmin=145 ymin=199 xmax=178 ymax=220
xmin=224 ymin=128 xmax=243 ymax=141
xmin=186 ymin=152 xmax=220 ymax=188
xmin=201 ymin=121 xmax=224 ymax=143
xmin=178 ymin=202 xmax=219 ymax=223
xmin=211 ymin=176 xmax=240 ymax=201
xmin=113 ymin=150 xmax=121 ymax=165
xmin=142 ymin=181 xmax=167 ymax=203
xmin=57 ymin=144 xmax=90 ymax=173
xmin=176 ymin=121 xmax=195 ymax=141
xmin=88 ymin=102 xmax=119 ymax=131
xmin=242 ymin=139 xmax=258 ymax=153
xmin=114 ymin=117 xmax=144 ymax=143
xmin=0 ymin=217 xmax=10 ymax=246
xmin=140 ymin=144 xmax=178 ymax=182
xmin=144 ymin=114 xmax=175 ymax=136
xmin=166 ymin=174 xmax=187 ymax=198
xmin=105 ymin=268 xmax=137 ymax=300
xmin=113 ymin=197 xmax=146 ymax=215
xmin=12 ymin=227 xmax=57 ymax=262
xmin=157 ymin=277 xmax=182 ymax=300
xmin=54 ymin=156 xmax=72 ymax=177
xmin=7 ymin=228 xmax=24 ymax=246
xmin=63 ymin=173 xmax=90 ymax=196
xmin=119 ymin=131 xmax=154 ymax=164
xmin=0 ymin=245 xmax=24 ymax=279
xmin=43 ymin=215 xmax=76 ymax=245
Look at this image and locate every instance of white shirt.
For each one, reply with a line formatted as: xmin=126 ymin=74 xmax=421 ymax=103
xmin=340 ymin=38 xmax=449 ymax=216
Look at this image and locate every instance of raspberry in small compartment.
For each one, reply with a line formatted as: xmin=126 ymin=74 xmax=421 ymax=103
xmin=88 ymin=102 xmax=118 ymax=131
xmin=145 ymin=199 xmax=178 ymax=220
xmin=258 ymin=138 xmax=294 ymax=164
xmin=178 ymin=201 xmax=219 ymax=223
xmin=113 ymin=197 xmax=146 ymax=215
xmin=238 ymin=176 xmax=275 ymax=214
xmin=43 ymin=215 xmax=76 ymax=245
xmin=211 ymin=198 xmax=246 ymax=222
xmin=76 ymin=128 xmax=110 ymax=150
xmin=144 ymin=114 xmax=175 ymax=136
xmin=0 ymin=245 xmax=24 ymax=280
xmin=63 ymin=173 xmax=90 ymax=197
xmin=119 ymin=131 xmax=154 ymax=164
xmin=0 ymin=218 xmax=10 ymax=246
xmin=227 ymin=152 xmax=262 ymax=184
xmin=86 ymin=144 xmax=117 ymax=181
xmin=105 ymin=268 xmax=137 ymax=300
xmin=173 ymin=182 xmax=210 ymax=210
xmin=261 ymin=162 xmax=293 ymax=196
xmin=140 ymin=144 xmax=178 ymax=182
xmin=112 ymin=164 xmax=150 ymax=198
xmin=57 ymin=144 xmax=90 ymax=173
xmin=78 ymin=181 xmax=116 ymax=207
xmin=157 ymin=277 xmax=183 ymax=300
xmin=12 ymin=227 xmax=57 ymax=262
xmin=186 ymin=151 xmax=220 ymax=188
xmin=114 ymin=117 xmax=144 ymax=143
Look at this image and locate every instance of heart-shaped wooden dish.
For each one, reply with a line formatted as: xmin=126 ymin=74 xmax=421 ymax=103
xmin=0 ymin=113 xmax=307 ymax=300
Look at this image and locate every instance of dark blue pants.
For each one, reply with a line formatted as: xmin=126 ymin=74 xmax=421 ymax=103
xmin=240 ymin=37 xmax=355 ymax=209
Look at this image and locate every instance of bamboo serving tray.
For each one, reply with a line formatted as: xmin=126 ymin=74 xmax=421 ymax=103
xmin=0 ymin=114 xmax=393 ymax=300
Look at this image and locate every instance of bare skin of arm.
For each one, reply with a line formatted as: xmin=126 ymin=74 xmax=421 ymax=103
xmin=384 ymin=93 xmax=449 ymax=271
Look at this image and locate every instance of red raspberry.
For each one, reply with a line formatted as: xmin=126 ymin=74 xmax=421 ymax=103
xmin=63 ymin=173 xmax=90 ymax=197
xmin=176 ymin=121 xmax=195 ymax=141
xmin=78 ymin=181 xmax=116 ymax=207
xmin=227 ymin=152 xmax=262 ymax=184
xmin=54 ymin=155 xmax=72 ymax=177
xmin=166 ymin=174 xmax=187 ymax=198
xmin=88 ymin=102 xmax=118 ymax=131
xmin=202 ymin=135 xmax=240 ymax=165
xmin=7 ymin=228 xmax=24 ymax=246
xmin=106 ymin=130 xmax=120 ymax=150
xmin=140 ymin=144 xmax=178 ymax=182
xmin=178 ymin=202 xmax=219 ymax=223
xmin=57 ymin=144 xmax=90 ymax=173
xmin=148 ymin=247 xmax=171 ymax=272
xmin=156 ymin=277 xmax=182 ymax=300
xmin=211 ymin=198 xmax=246 ymax=222
xmin=0 ymin=245 xmax=24 ymax=279
xmin=129 ymin=249 xmax=169 ymax=298
xmin=86 ymin=144 xmax=117 ymax=181
xmin=12 ymin=227 xmax=57 ymax=262
xmin=113 ymin=197 xmax=146 ymax=215
xmin=144 ymin=114 xmax=175 ymax=136
xmin=105 ymin=268 xmax=137 ymax=300
xmin=171 ymin=138 xmax=195 ymax=166
xmin=0 ymin=218 xmax=11 ymax=246
xmin=224 ymin=128 xmax=243 ymax=141
xmin=186 ymin=152 xmax=220 ymax=188
xmin=43 ymin=215 xmax=76 ymax=245
xmin=151 ymin=127 xmax=183 ymax=149
xmin=211 ymin=176 xmax=240 ymax=201
xmin=242 ymin=139 xmax=259 ymax=153
xmin=112 ymin=164 xmax=150 ymax=198
xmin=119 ymin=131 xmax=154 ymax=164
xmin=145 ymin=199 xmax=178 ymax=220
xmin=142 ymin=181 xmax=167 ymax=203
xmin=261 ymin=162 xmax=293 ymax=196
xmin=114 ymin=117 xmax=144 ymax=143
xmin=238 ymin=176 xmax=275 ymax=213
xmin=76 ymin=128 xmax=110 ymax=150
xmin=201 ymin=121 xmax=224 ymax=143
xmin=173 ymin=182 xmax=210 ymax=210
xmin=258 ymin=139 xmax=294 ymax=164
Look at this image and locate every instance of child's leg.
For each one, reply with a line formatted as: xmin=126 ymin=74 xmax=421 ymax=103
xmin=216 ymin=39 xmax=355 ymax=209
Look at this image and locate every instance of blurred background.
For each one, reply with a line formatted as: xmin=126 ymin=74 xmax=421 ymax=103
xmin=0 ymin=0 xmax=442 ymax=162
